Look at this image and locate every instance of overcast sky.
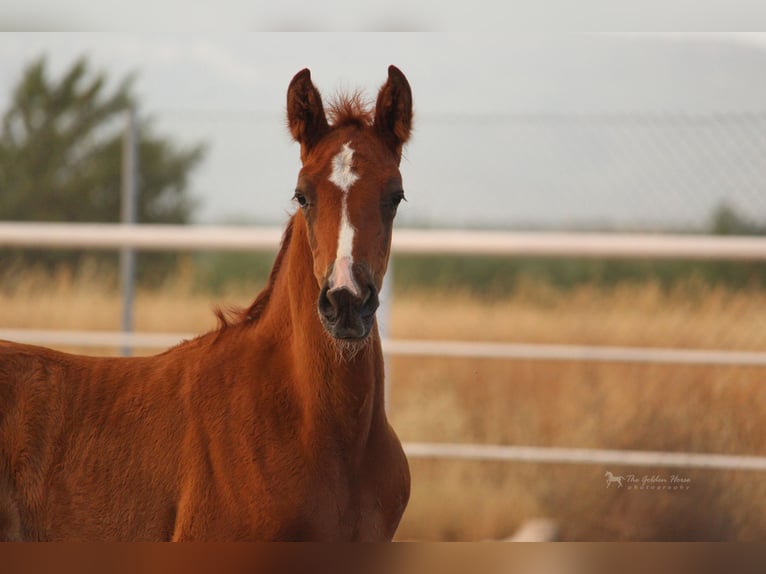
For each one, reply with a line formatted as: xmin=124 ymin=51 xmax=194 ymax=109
xmin=5 ymin=2 xmax=766 ymax=31
xmin=2 ymin=33 xmax=766 ymax=228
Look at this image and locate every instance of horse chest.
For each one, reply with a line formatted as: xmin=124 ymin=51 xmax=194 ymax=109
xmin=313 ymin=428 xmax=409 ymax=541
xmin=251 ymin=426 xmax=407 ymax=541
xmin=277 ymin=439 xmax=406 ymax=540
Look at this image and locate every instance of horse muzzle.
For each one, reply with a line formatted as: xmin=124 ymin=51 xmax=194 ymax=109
xmin=317 ymin=278 xmax=379 ymax=341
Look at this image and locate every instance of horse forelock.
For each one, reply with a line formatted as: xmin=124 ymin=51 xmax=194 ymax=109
xmin=327 ymin=91 xmax=373 ymax=129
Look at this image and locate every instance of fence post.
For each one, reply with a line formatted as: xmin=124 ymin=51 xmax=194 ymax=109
xmin=120 ymin=106 xmax=138 ymax=357
xmin=380 ymin=259 xmax=394 ymax=414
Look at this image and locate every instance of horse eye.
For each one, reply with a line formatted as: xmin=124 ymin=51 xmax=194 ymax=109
xmin=391 ymin=190 xmax=406 ymax=207
xmin=293 ymin=191 xmax=308 ymax=207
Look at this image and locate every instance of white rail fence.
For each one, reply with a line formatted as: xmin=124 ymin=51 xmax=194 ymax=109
xmin=3 ymin=329 xmax=766 ymax=368
xmin=2 ymin=222 xmax=766 ymax=258
xmin=2 ymin=222 xmax=766 ymax=471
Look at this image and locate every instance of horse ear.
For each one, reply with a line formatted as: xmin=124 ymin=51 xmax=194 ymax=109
xmin=374 ymin=65 xmax=413 ymax=162
xmin=287 ymin=68 xmax=329 ymax=159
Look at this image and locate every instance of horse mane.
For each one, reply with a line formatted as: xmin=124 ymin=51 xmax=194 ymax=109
xmin=327 ymin=91 xmax=373 ymax=129
xmin=214 ymin=217 xmax=295 ymax=330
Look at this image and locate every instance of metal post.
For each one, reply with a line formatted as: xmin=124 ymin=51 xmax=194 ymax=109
xmin=380 ymin=259 xmax=394 ymax=413
xmin=120 ymin=106 xmax=138 ymax=357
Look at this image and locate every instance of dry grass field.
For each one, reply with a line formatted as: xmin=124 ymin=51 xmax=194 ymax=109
xmin=2 ymin=268 xmax=766 ymax=540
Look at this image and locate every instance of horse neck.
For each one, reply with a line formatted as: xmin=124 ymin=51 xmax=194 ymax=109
xmin=259 ymin=215 xmax=385 ymax=439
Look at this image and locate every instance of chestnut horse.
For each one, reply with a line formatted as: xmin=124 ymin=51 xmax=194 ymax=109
xmin=0 ymin=66 xmax=413 ymax=541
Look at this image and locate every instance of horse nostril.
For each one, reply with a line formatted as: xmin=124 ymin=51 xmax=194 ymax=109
xmin=360 ymin=284 xmax=379 ymax=317
xmin=318 ymin=285 xmax=336 ymax=319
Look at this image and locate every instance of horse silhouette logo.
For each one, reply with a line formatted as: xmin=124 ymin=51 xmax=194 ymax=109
xmin=605 ymin=471 xmax=625 ymax=488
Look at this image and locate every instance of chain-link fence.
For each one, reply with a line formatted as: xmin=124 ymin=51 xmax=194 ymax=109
xmin=151 ymin=110 xmax=766 ymax=233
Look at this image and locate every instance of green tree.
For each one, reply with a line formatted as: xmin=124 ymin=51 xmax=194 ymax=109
xmin=709 ymin=201 xmax=762 ymax=236
xmin=0 ymin=56 xmax=205 ymax=282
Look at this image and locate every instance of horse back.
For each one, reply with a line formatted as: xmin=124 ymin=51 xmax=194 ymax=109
xmin=0 ymin=341 xmax=69 ymax=539
xmin=0 ymin=340 xmax=185 ymax=540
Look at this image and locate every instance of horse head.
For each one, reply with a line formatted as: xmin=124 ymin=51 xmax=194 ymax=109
xmin=286 ymin=66 xmax=413 ymax=342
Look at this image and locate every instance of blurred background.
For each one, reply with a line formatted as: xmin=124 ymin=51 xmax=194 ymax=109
xmin=1 ymin=33 xmax=765 ymax=540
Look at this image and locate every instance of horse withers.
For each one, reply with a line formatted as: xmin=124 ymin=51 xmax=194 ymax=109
xmin=0 ymin=66 xmax=413 ymax=541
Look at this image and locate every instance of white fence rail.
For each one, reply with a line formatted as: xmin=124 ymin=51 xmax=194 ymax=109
xmin=2 ymin=222 xmax=766 ymax=471
xmin=403 ymin=442 xmax=766 ymax=471
xmin=2 ymin=222 xmax=766 ymax=258
xmin=3 ymin=329 xmax=766 ymax=367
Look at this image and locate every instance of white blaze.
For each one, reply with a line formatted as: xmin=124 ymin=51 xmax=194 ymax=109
xmin=328 ymin=142 xmax=360 ymax=296
xmin=329 ymin=142 xmax=359 ymax=193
